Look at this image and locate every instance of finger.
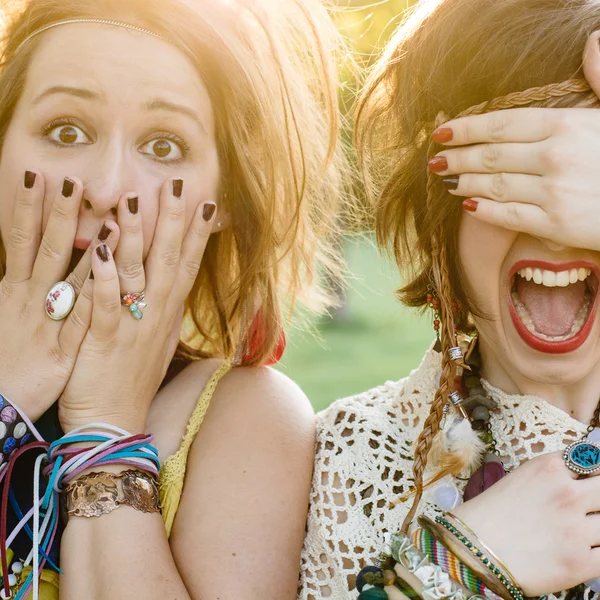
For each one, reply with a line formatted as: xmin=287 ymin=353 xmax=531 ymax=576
xmin=433 ymin=108 xmax=557 ymax=146
xmin=59 ymin=224 xmax=121 ymax=358
xmin=447 ymin=172 xmax=543 ymax=205
xmin=32 ymin=177 xmax=83 ymax=287
xmin=432 ymin=142 xmax=546 ymax=177
xmin=583 ymin=31 xmax=600 ymax=100
xmin=114 ymin=194 xmax=145 ymax=296
xmin=145 ymin=178 xmax=185 ymax=303
xmin=461 ymin=197 xmax=550 ymax=237
xmin=66 ymin=221 xmax=120 ymax=295
xmin=5 ymin=171 xmax=45 ymax=284
xmin=90 ymin=244 xmax=121 ymax=342
xmin=169 ymin=202 xmax=216 ymax=307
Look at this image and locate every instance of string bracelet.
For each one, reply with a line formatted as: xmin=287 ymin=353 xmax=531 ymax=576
xmin=433 ymin=515 xmax=524 ymax=600
xmin=412 ymin=527 xmax=502 ymax=600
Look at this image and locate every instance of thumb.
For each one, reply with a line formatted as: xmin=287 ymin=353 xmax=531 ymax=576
xmin=583 ymin=31 xmax=600 ymax=98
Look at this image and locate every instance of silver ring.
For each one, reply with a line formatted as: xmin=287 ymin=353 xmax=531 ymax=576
xmin=121 ymin=291 xmax=147 ymax=321
xmin=45 ymin=282 xmax=75 ymax=321
xmin=563 ymin=440 xmax=600 ymax=475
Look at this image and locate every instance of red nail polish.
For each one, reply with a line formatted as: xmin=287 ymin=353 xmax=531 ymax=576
xmin=463 ymin=199 xmax=479 ymax=213
xmin=428 ymin=156 xmax=448 ymax=173
xmin=432 ymin=127 xmax=454 ymax=143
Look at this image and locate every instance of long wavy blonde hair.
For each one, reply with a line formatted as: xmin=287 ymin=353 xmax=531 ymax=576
xmin=0 ymin=0 xmax=349 ymax=365
xmin=357 ymin=0 xmax=600 ymax=530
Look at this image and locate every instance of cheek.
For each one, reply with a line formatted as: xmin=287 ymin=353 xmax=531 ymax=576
xmin=458 ymin=214 xmax=516 ymax=313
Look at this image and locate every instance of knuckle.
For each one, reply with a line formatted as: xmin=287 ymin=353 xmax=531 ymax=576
xmin=118 ymin=261 xmax=144 ymax=280
xmin=121 ymin=222 xmax=142 ymax=237
xmin=9 ymin=226 xmax=34 ymax=250
xmin=487 ymin=111 xmax=506 ymax=142
xmin=490 ymin=173 xmax=507 ymax=200
xmin=166 ymin=205 xmax=185 ymax=221
xmin=67 ymin=307 xmax=87 ymax=331
xmin=38 ymin=237 xmax=63 ymax=263
xmin=180 ymin=259 xmax=201 ymax=280
xmin=103 ymin=298 xmax=122 ymax=315
xmin=78 ymin=284 xmax=93 ymax=303
xmin=502 ymin=204 xmax=522 ymax=231
xmin=481 ymin=144 xmax=499 ymax=171
xmin=158 ymin=249 xmax=180 ymax=267
xmin=49 ymin=199 xmax=72 ymax=221
xmin=67 ymin=271 xmax=86 ymax=292
xmin=541 ymin=145 xmax=569 ymax=172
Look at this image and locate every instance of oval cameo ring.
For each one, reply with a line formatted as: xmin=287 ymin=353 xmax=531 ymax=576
xmin=563 ymin=440 xmax=600 ymax=475
xmin=45 ymin=281 xmax=76 ymax=321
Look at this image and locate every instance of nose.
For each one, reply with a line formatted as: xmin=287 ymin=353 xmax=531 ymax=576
xmin=81 ymin=144 xmax=130 ymax=218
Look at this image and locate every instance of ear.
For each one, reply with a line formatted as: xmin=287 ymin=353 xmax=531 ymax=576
xmin=211 ymin=205 xmax=232 ymax=234
xmin=583 ymin=31 xmax=600 ymax=98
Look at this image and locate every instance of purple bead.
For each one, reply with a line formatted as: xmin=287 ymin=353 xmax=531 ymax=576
xmin=3 ymin=437 xmax=17 ymax=454
xmin=1 ymin=406 xmax=17 ymax=424
xmin=20 ymin=433 xmax=32 ymax=447
xmin=586 ymin=578 xmax=600 ymax=592
xmin=463 ymin=461 xmax=506 ymax=501
xmin=587 ymin=429 xmax=600 ymax=444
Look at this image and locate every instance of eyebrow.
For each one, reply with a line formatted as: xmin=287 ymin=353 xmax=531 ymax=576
xmin=33 ymin=85 xmax=103 ymax=105
xmin=143 ymin=98 xmax=207 ymax=134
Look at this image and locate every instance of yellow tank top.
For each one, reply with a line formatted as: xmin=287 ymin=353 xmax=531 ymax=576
xmin=19 ymin=361 xmax=232 ymax=599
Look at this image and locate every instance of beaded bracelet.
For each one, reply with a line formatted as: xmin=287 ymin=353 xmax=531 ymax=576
xmin=0 ymin=393 xmax=43 ymax=467
xmin=412 ymin=527 xmax=502 ymax=600
xmin=434 ymin=515 xmax=524 ymax=600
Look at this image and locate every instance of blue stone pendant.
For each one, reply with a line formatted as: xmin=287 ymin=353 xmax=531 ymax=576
xmin=563 ymin=440 xmax=600 ymax=475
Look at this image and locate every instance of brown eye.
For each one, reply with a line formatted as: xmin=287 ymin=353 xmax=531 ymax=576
xmin=59 ymin=126 xmax=78 ymax=144
xmin=153 ymin=140 xmax=171 ymax=158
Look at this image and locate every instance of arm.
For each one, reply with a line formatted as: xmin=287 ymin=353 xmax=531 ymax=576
xmin=59 ymin=366 xmax=315 ymax=600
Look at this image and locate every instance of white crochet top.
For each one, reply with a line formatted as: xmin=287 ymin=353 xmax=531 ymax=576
xmin=298 ymin=346 xmax=593 ymax=600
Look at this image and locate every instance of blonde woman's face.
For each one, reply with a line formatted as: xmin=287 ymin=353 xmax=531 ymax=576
xmin=0 ymin=24 xmax=221 ymax=259
xmin=458 ymin=214 xmax=600 ymax=385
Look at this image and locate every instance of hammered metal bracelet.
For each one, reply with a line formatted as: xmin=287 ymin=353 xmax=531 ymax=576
xmin=63 ymin=470 xmax=161 ymax=518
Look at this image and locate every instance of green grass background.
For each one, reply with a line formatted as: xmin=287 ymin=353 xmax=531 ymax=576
xmin=277 ymin=237 xmax=433 ymax=413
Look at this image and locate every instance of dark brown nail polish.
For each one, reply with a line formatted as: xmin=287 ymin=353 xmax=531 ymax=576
xmin=443 ymin=176 xmax=460 ymax=191
xmin=89 ymin=270 xmax=95 ymax=280
xmin=98 ymin=223 xmax=111 ymax=242
xmin=428 ymin=157 xmax=448 ymax=174
xmin=96 ymin=244 xmax=109 ymax=262
xmin=127 ymin=196 xmax=139 ymax=215
xmin=172 ymin=179 xmax=183 ymax=198
xmin=24 ymin=171 xmax=36 ymax=189
xmin=62 ymin=178 xmax=75 ymax=198
xmin=203 ymin=203 xmax=216 ymax=222
xmin=432 ymin=127 xmax=454 ymax=143
xmin=463 ymin=199 xmax=479 ymax=213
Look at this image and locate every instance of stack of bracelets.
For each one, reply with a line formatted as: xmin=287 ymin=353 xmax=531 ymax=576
xmin=0 ymin=393 xmax=161 ymax=600
xmin=356 ymin=505 xmax=525 ymax=600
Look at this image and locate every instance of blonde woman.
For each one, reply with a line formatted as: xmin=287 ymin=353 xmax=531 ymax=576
xmin=300 ymin=0 xmax=600 ymax=598
xmin=0 ymin=0 xmax=347 ymax=598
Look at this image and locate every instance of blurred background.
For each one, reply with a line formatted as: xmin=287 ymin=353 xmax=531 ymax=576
xmin=276 ymin=0 xmax=434 ymax=413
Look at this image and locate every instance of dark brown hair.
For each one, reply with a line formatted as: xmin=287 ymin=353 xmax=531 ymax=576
xmin=356 ymin=0 xmax=600 ymax=530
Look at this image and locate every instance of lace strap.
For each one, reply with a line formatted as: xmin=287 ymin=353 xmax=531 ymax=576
xmin=159 ymin=361 xmax=232 ymax=537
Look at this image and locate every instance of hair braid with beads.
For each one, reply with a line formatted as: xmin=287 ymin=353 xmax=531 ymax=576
xmin=401 ymin=78 xmax=596 ymax=534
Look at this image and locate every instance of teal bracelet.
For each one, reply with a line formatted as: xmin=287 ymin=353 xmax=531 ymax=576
xmin=435 ymin=516 xmax=524 ymax=600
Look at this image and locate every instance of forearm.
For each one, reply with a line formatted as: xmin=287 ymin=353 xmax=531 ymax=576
xmin=59 ymin=506 xmax=192 ymax=600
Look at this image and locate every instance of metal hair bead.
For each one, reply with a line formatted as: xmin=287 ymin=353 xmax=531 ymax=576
xmin=448 ymin=346 xmax=463 ymax=361
xmin=448 ymin=391 xmax=462 ymax=406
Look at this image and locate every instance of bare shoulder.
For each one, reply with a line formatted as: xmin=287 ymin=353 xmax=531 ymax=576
xmin=164 ymin=363 xmax=316 ymax=599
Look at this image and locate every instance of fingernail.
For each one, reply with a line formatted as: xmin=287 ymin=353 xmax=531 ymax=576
xmin=62 ymin=178 xmax=75 ymax=198
xmin=173 ymin=179 xmax=184 ymax=198
xmin=24 ymin=171 xmax=36 ymax=189
xmin=432 ymin=127 xmax=454 ymax=143
xmin=428 ymin=156 xmax=448 ymax=174
xmin=89 ymin=270 xmax=94 ymax=280
xmin=203 ymin=203 xmax=216 ymax=222
xmin=98 ymin=223 xmax=111 ymax=242
xmin=127 ymin=196 xmax=139 ymax=215
xmin=443 ymin=176 xmax=460 ymax=191
xmin=96 ymin=244 xmax=109 ymax=262
xmin=463 ymin=198 xmax=479 ymax=213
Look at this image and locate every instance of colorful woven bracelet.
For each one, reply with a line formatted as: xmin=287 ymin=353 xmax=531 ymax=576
xmin=412 ymin=527 xmax=502 ymax=600
xmin=0 ymin=393 xmax=43 ymax=468
xmin=435 ymin=516 xmax=524 ymax=600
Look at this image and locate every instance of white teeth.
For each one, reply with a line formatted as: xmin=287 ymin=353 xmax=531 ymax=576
xmin=517 ymin=267 xmax=593 ymax=288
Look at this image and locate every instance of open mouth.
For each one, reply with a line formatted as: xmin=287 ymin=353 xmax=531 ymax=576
xmin=508 ymin=260 xmax=600 ymax=354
